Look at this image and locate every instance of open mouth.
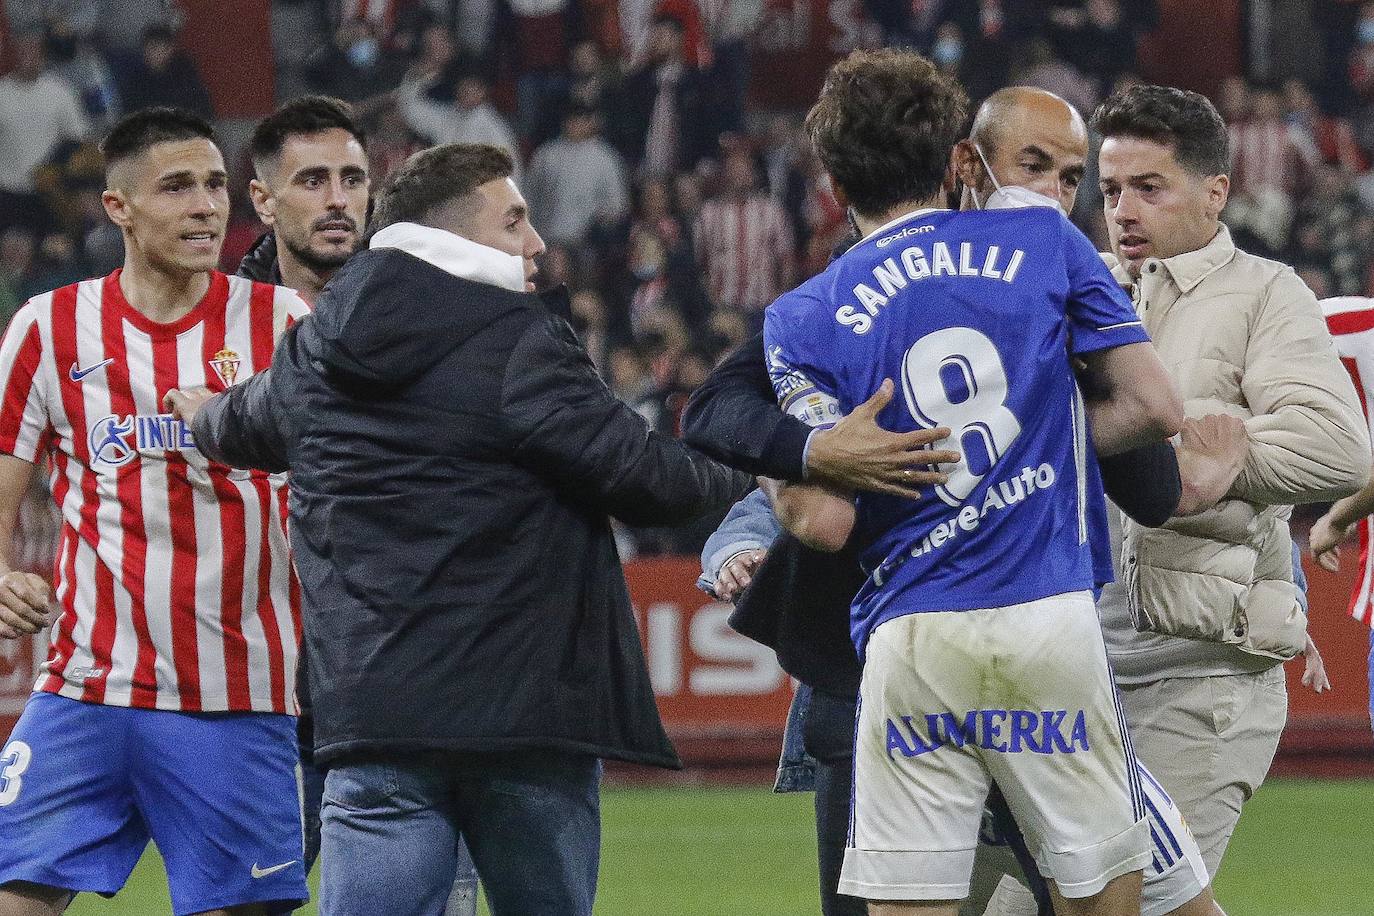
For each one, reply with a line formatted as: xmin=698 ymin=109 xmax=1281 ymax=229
xmin=1117 ymin=235 xmax=1150 ymax=258
xmin=182 ymin=231 xmax=218 ymax=247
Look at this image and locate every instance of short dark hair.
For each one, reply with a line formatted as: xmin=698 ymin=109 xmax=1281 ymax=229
xmin=100 ymin=107 xmax=215 ymax=175
xmin=249 ymin=95 xmax=367 ymax=177
xmin=368 ymin=143 xmax=514 ymax=235
xmin=805 ymin=49 xmax=968 ymax=219
xmin=1090 ymin=85 xmax=1229 ymax=176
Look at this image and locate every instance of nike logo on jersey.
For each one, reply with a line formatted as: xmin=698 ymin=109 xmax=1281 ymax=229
xmin=251 ymin=860 xmax=297 ymax=879
xmin=69 ymin=359 xmax=114 ymax=382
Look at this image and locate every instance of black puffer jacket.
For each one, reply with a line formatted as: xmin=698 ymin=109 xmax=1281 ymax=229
xmin=196 ymin=247 xmax=747 ymax=767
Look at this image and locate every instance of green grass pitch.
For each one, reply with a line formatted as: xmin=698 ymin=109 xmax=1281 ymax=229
xmin=65 ymin=779 xmax=1374 ymax=915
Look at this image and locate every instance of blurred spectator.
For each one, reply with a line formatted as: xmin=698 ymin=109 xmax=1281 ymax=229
xmin=112 ymin=24 xmax=213 ymax=118
xmin=508 ymin=0 xmax=570 ymax=140
xmin=1217 ymin=74 xmax=1251 ymax=124
xmin=0 ymin=31 xmax=89 ymax=233
xmin=0 ymin=226 xmax=84 ymax=305
xmin=705 ymin=307 xmax=749 ymax=357
xmin=1047 ymin=0 xmax=1156 ymax=95
xmin=1227 ymin=84 xmax=1313 ymax=250
xmin=44 ymin=19 xmax=119 ymax=124
xmin=303 ymin=19 xmax=406 ymax=103
xmin=1009 ymin=37 xmax=1098 ymax=114
xmin=409 ymin=22 xmax=480 ymax=100
xmin=455 ymin=0 xmax=499 ymax=59
xmin=397 ymin=70 xmax=521 ymax=174
xmin=366 ymin=103 xmax=423 ymax=184
xmin=608 ymin=342 xmax=659 ymax=425
xmin=672 ymin=171 xmax=704 ymax=228
xmin=0 ymin=226 xmax=35 ymax=324
xmin=570 ymin=288 xmax=613 ymax=370
xmin=532 ymin=38 xmax=619 ymax=145
xmin=615 ymin=14 xmax=717 ymax=176
xmin=1284 ymin=78 xmax=1367 ymax=175
xmin=525 ymin=103 xmax=629 ymax=247
xmin=702 ymin=0 xmax=763 ymax=135
xmin=1288 ymin=164 xmax=1372 ymax=297
xmin=694 ymin=148 xmax=794 ymax=315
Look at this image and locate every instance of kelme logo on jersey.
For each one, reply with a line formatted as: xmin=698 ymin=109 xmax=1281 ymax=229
xmin=89 ymin=414 xmax=196 ymax=466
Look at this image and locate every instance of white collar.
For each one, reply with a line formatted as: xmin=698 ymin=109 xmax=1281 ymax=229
xmin=369 ymin=221 xmax=526 ymax=293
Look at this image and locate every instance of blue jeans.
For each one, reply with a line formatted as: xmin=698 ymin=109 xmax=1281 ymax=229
xmin=301 ymin=758 xmax=479 ymax=915
xmin=319 ymin=750 xmax=600 ymax=916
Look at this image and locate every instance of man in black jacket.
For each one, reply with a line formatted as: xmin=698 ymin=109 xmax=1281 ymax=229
xmin=168 ymin=143 xmax=747 ymax=916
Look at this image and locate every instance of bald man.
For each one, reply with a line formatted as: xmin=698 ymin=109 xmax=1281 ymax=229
xmin=953 ymin=86 xmax=1088 ymax=217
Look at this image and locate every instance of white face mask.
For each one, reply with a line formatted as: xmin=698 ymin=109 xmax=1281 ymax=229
xmin=971 ymin=143 xmax=1067 ymax=216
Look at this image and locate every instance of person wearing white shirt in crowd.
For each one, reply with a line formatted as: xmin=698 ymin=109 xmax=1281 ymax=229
xmin=0 ymin=32 xmax=90 ymax=231
xmin=525 ymin=103 xmax=629 ymax=247
xmin=397 ymin=71 xmax=521 ymax=179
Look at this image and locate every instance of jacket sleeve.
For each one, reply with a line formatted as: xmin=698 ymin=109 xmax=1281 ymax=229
xmin=501 ymin=313 xmax=750 ymax=525
xmin=191 ymin=365 xmax=291 ymax=473
xmin=1232 ymin=268 xmax=1372 ymax=505
xmin=1099 ymin=440 xmax=1181 ymax=527
xmin=697 ymin=488 xmax=783 ymax=595
xmin=680 ymin=331 xmax=813 ymax=481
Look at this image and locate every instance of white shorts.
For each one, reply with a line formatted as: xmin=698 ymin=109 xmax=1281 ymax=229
xmin=969 ymin=759 xmax=1210 ymax=916
xmin=1137 ymin=761 xmax=1209 ymax=916
xmin=840 ymin=591 xmax=1150 ymax=902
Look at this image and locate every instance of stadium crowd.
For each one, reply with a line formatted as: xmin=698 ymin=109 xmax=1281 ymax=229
xmin=1 ymin=4 xmax=1373 ymax=916
xmin=3 ymin=1 xmax=1374 ymax=555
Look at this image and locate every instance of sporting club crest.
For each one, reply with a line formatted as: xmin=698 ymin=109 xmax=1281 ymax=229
xmin=209 ymin=348 xmax=242 ymax=387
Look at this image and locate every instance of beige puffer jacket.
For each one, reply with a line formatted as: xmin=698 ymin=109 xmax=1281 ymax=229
xmin=1102 ymin=225 xmax=1370 ymax=678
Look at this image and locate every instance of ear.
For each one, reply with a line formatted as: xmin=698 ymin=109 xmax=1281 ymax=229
xmin=249 ymin=178 xmax=276 ymax=226
xmin=952 ymin=139 xmax=983 ymax=190
xmin=101 ymin=188 xmax=132 ymax=231
xmin=1205 ymin=173 xmax=1230 ymax=220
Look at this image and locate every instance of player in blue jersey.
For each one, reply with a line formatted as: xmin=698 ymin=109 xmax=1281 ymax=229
xmin=763 ymin=51 xmax=1183 ymax=916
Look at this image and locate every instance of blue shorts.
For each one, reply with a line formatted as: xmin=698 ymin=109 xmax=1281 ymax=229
xmin=0 ymin=692 xmax=307 ymax=915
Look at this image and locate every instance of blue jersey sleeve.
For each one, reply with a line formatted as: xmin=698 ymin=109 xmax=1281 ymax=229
xmin=1061 ymin=220 xmax=1150 ymax=355
xmin=763 ymin=295 xmax=843 ymax=430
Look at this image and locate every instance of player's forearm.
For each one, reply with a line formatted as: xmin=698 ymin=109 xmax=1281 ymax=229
xmin=1326 ymin=474 xmax=1374 ymax=529
xmin=0 ymin=454 xmax=37 ymax=576
xmin=760 ymin=477 xmax=854 ymax=553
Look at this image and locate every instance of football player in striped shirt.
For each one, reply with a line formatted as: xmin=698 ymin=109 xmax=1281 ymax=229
xmin=0 ymin=108 xmax=309 ymax=915
xmin=1309 ymin=296 xmax=1374 ymax=732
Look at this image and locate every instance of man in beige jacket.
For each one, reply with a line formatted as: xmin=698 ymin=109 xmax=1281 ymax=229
xmin=1090 ymin=84 xmax=1371 ymax=879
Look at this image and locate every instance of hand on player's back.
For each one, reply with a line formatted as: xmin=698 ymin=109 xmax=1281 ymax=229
xmin=806 ymin=379 xmax=960 ymax=500
xmin=0 ymin=570 xmax=53 ymax=639
xmin=1174 ymin=414 xmax=1250 ymax=516
xmin=163 ymin=386 xmax=219 ymax=429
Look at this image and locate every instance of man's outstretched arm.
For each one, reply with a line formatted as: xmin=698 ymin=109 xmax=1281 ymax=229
xmin=682 ymin=331 xmax=957 ymax=498
xmin=170 ymin=366 xmax=292 ymax=473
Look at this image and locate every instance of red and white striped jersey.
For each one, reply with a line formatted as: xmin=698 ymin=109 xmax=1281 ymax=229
xmin=0 ymin=270 xmax=308 ymax=713
xmin=1321 ymin=296 xmax=1374 ymax=627
xmin=694 ymin=193 xmax=795 ymax=312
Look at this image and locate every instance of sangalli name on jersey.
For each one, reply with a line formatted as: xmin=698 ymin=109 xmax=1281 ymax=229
xmin=836 ymin=240 xmax=1027 ymax=335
